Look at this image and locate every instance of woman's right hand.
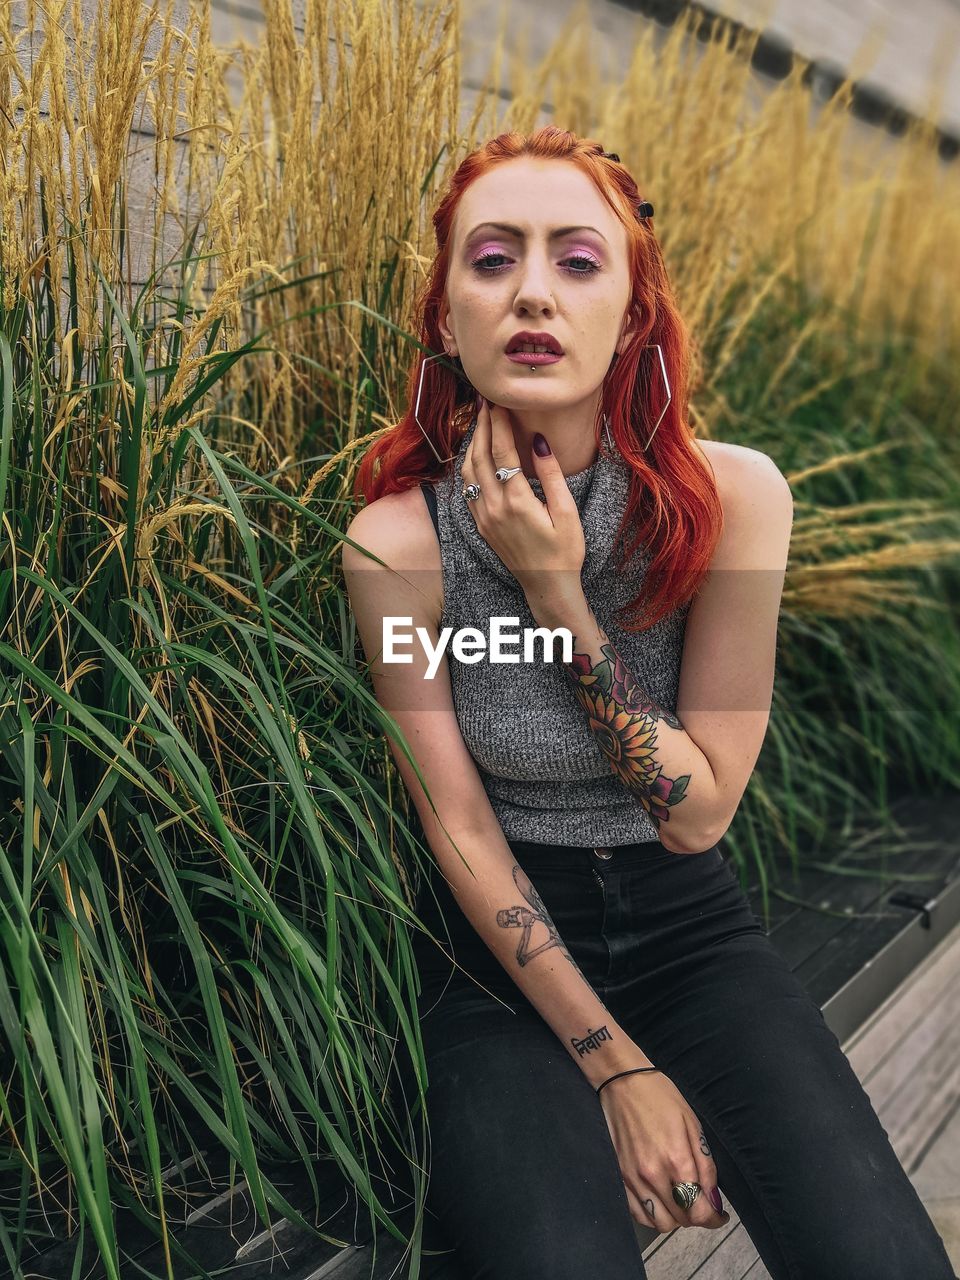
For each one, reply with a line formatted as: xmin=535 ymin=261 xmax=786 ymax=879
xmin=598 ymin=1068 xmax=732 ymax=1234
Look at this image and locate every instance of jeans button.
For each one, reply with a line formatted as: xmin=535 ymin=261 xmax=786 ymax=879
xmin=593 ymin=846 xmax=613 ymax=860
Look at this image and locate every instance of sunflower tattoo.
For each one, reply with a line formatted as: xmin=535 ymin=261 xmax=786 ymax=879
xmin=561 ymin=631 xmax=689 ymax=828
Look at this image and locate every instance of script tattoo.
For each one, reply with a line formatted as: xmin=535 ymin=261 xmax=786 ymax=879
xmin=570 ymin=1025 xmax=614 ymax=1057
xmin=559 ymin=609 xmax=689 ymax=830
xmin=496 ymin=863 xmax=588 ymax=978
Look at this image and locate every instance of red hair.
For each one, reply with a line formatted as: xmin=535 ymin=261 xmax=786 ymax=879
xmin=352 ymin=125 xmax=723 ymax=632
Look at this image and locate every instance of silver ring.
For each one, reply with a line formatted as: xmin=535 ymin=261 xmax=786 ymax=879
xmin=671 ymin=1181 xmax=702 ymax=1211
xmin=495 ymin=466 xmax=522 ymax=483
xmin=462 ymin=482 xmax=481 ymax=502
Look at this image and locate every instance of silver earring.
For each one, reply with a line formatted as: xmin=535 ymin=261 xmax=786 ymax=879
xmin=603 ymin=343 xmax=670 ymax=452
xmin=642 ymin=344 xmax=671 ymax=449
xmin=413 ymin=352 xmax=459 ymax=465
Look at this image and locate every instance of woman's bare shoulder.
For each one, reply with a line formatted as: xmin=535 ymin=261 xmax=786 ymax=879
xmin=699 ymin=438 xmax=770 ymax=462
xmin=340 ymin=484 xmax=443 ymax=624
xmin=697 ymin=438 xmax=781 ymax=503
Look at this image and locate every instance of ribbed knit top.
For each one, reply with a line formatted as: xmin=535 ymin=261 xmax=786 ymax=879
xmin=428 ymin=416 xmax=692 ymax=847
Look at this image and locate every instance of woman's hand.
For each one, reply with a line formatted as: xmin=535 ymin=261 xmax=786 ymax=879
xmin=461 ymin=399 xmax=586 ymax=597
xmin=598 ymin=1069 xmax=731 ymax=1235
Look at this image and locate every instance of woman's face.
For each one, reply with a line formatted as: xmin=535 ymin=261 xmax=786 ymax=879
xmin=440 ymin=157 xmax=635 ymax=417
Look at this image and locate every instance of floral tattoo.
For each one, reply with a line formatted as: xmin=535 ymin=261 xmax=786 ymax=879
xmin=561 ymin=624 xmax=690 ymax=829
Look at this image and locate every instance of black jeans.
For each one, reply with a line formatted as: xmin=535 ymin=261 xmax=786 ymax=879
xmin=392 ymin=838 xmax=956 ymax=1280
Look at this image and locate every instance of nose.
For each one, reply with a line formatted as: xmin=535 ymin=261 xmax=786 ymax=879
xmin=513 ymin=251 xmax=556 ymax=313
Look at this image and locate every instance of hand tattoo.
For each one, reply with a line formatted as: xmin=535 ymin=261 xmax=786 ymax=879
xmin=699 ymin=1129 xmax=712 ymax=1157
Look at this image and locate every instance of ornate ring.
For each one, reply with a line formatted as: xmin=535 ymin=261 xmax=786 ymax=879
xmin=495 ymin=465 xmax=522 ymax=483
xmin=671 ymin=1181 xmax=702 ymax=1211
xmin=462 ymin=482 xmax=481 ymax=502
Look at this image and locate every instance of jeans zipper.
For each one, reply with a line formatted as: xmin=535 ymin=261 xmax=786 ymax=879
xmin=590 ymin=853 xmax=610 ymax=992
xmin=591 ymin=846 xmax=611 ymax=891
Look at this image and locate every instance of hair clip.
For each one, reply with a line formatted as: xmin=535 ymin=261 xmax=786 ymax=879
xmin=599 ymin=149 xmax=654 ymax=218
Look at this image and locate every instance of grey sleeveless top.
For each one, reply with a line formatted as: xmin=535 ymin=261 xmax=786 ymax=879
xmin=424 ymin=416 xmax=691 ymax=847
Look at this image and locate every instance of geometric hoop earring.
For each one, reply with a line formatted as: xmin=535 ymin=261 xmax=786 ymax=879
xmin=603 ymin=343 xmax=671 ymax=451
xmin=413 ymin=351 xmax=460 ymax=465
xmin=641 ymin=343 xmax=671 ymax=450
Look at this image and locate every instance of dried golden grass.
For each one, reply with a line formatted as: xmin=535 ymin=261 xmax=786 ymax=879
xmin=2 ymin=0 xmax=957 ymax=450
xmin=2 ymin=0 xmax=958 ymax=608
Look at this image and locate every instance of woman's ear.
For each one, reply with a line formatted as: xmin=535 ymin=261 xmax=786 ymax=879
xmin=615 ymin=307 xmax=637 ymax=357
xmin=438 ymin=302 xmax=456 ymax=357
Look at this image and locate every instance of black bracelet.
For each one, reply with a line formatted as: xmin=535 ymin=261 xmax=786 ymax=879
xmin=596 ymin=1066 xmax=660 ymax=1096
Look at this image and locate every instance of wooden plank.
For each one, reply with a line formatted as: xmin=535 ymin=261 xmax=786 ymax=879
xmin=911 ymin=1089 xmax=960 ymax=1201
xmin=642 ymin=1218 xmax=743 ymax=1277
xmin=742 ymin=1257 xmax=773 ymax=1277
xmin=846 ymin=925 xmax=960 ymax=1077
xmin=882 ymin=1043 xmax=960 ymax=1171
xmin=820 ymin=873 xmax=960 ymax=1043
xmin=846 ymin=928 xmax=960 ymax=1171
xmin=688 ymin=1221 xmax=759 ymax=1278
xmin=77 ymin=1157 xmax=363 ymax=1280
xmin=748 ymin=792 xmax=960 ymax=950
xmin=797 ymin=870 xmax=956 ymax=1009
xmin=24 ymin=1145 xmax=231 ymax=1276
xmin=855 ymin=942 xmax=960 ymax=1100
xmin=765 ymin=842 xmax=947 ymax=979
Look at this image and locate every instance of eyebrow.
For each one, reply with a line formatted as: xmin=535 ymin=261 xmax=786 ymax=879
xmin=463 ymin=221 xmax=608 ymax=245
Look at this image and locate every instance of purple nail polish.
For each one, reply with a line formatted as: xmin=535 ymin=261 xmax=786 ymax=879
xmin=708 ymin=1186 xmax=723 ymax=1212
xmin=533 ymin=432 xmax=551 ymax=457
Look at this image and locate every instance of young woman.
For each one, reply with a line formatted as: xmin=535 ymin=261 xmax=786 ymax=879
xmin=341 ymin=126 xmax=956 ymax=1279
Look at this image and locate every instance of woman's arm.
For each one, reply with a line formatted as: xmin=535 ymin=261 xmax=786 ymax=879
xmin=340 ymin=491 xmax=653 ymax=1087
xmin=408 ymin=799 xmax=651 ymax=1089
xmin=523 ymin=448 xmax=794 ymax=854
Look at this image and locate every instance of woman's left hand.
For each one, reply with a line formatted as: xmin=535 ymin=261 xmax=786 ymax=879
xmin=461 ymin=399 xmax=586 ymax=598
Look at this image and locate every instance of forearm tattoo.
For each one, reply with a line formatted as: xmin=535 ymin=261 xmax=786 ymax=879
xmin=496 ymin=863 xmax=588 ymax=981
xmin=560 ymin=612 xmax=689 ymax=829
xmin=570 ymin=1024 xmax=614 ymax=1057
xmin=496 ymin=868 xmax=621 ymax=1068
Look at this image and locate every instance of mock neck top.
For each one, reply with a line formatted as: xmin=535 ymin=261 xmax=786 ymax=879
xmin=429 ymin=416 xmax=691 ymax=847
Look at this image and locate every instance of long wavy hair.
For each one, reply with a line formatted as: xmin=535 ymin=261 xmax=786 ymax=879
xmin=353 ymin=125 xmax=723 ymax=632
